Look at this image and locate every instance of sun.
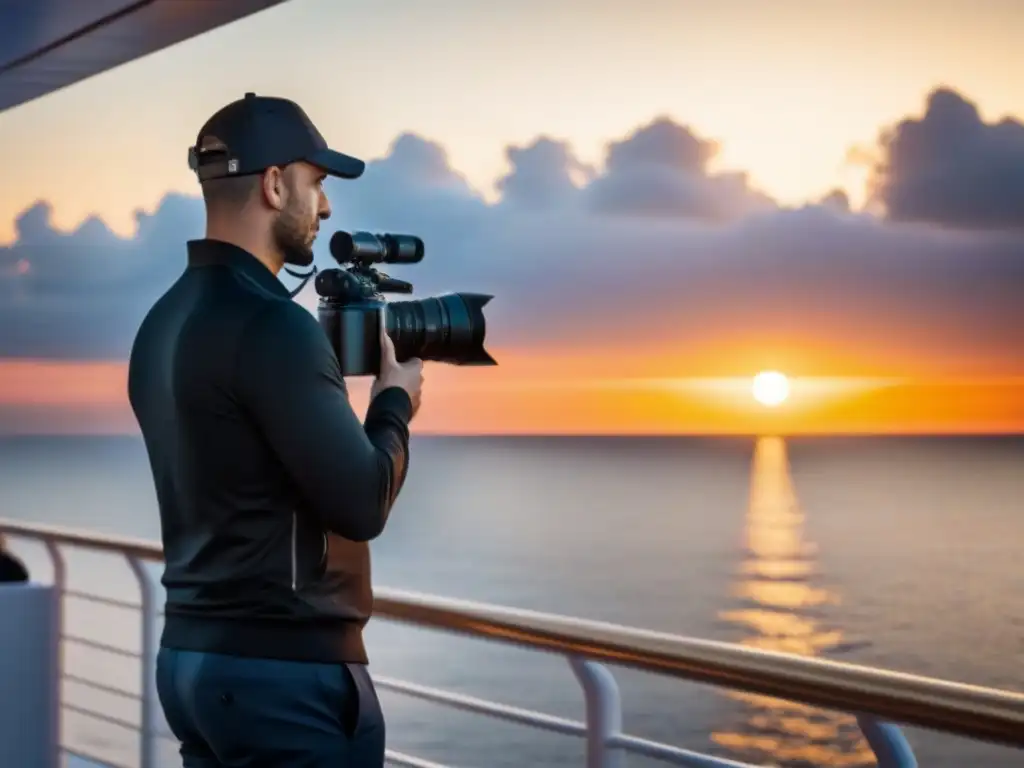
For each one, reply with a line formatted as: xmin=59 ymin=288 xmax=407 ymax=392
xmin=752 ymin=370 xmax=790 ymax=407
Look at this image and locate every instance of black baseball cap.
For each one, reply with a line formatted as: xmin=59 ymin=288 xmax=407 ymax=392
xmin=188 ymin=92 xmax=364 ymax=182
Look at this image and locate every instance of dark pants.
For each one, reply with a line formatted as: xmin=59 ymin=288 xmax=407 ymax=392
xmin=156 ymin=646 xmax=386 ymax=767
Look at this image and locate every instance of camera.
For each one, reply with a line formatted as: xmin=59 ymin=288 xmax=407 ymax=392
xmin=315 ymin=231 xmax=496 ymax=377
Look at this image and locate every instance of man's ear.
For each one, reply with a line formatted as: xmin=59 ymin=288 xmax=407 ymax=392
xmin=261 ymin=166 xmax=285 ymax=211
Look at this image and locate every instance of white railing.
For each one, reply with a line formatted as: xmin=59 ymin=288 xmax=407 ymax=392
xmin=2 ymin=518 xmax=1024 ymax=768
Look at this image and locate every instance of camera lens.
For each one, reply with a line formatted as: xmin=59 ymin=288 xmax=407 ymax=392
xmin=386 ymin=293 xmax=495 ymax=365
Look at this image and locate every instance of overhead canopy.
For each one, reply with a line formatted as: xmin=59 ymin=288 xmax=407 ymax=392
xmin=0 ymin=0 xmax=288 ymax=114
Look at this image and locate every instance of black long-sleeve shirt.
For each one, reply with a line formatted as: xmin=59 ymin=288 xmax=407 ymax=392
xmin=127 ymin=238 xmax=412 ymax=663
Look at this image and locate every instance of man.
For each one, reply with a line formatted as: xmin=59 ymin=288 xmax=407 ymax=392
xmin=127 ymin=92 xmax=424 ymax=767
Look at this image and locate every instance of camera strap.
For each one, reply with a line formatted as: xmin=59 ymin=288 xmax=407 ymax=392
xmin=283 ymin=265 xmax=318 ymax=298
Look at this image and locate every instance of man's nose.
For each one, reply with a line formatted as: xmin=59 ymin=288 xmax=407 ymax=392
xmin=319 ymin=191 xmax=331 ymax=219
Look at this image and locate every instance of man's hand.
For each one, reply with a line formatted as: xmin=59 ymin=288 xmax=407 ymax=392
xmin=371 ymin=322 xmax=423 ymax=417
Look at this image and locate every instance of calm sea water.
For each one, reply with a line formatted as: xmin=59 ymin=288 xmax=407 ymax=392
xmin=1 ymin=434 xmax=1022 ymax=767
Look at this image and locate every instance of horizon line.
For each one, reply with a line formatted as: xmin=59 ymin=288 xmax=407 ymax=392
xmin=2 ymin=431 xmax=1022 ymax=440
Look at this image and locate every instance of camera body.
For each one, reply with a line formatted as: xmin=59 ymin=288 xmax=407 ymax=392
xmin=315 ymin=231 xmax=495 ymax=377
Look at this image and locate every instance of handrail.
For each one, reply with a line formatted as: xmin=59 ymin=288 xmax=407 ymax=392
xmin=0 ymin=519 xmax=163 ymax=561
xmin=375 ymin=589 xmax=1024 ymax=747
xmin=4 ymin=517 xmax=1024 ymax=753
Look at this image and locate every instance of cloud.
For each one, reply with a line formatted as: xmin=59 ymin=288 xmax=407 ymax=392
xmin=819 ymin=189 xmax=851 ymax=212
xmin=495 ymin=136 xmax=593 ymax=210
xmin=868 ymin=87 xmax=1024 ymax=229
xmin=492 ymin=117 xmax=773 ymax=220
xmin=2 ymin=86 xmax=1024 ymax=377
xmin=583 ymin=116 xmax=774 ymax=220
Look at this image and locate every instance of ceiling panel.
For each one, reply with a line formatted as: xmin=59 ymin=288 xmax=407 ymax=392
xmin=0 ymin=0 xmax=288 ymax=113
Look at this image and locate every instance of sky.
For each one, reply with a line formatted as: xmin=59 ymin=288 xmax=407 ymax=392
xmin=1 ymin=0 xmax=1023 ymax=435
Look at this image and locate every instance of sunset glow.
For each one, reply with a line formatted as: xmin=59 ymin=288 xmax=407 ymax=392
xmin=1 ymin=359 xmax=1023 ymax=436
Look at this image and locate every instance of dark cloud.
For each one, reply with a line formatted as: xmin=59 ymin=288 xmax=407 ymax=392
xmin=869 ymin=87 xmax=1024 ymax=229
xmin=2 ymin=89 xmax=1024 ymax=376
xmin=583 ymin=116 xmax=774 ymax=220
xmin=327 ymin=132 xmax=488 ymax=233
xmin=0 ymin=196 xmax=199 ymax=358
xmin=493 ymin=117 xmax=773 ymax=219
xmin=495 ymin=137 xmax=592 ymax=210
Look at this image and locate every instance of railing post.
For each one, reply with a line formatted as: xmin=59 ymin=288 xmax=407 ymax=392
xmin=128 ymin=556 xmax=158 ymax=768
xmin=568 ymin=656 xmax=624 ymax=768
xmin=43 ymin=539 xmax=65 ymax=768
xmin=857 ymin=714 xmax=918 ymax=768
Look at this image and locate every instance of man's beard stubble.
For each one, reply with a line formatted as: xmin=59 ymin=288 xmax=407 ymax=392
xmin=272 ymin=201 xmax=317 ymax=267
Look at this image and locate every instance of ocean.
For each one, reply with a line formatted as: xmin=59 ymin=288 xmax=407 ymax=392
xmin=1 ymin=434 xmax=1022 ymax=767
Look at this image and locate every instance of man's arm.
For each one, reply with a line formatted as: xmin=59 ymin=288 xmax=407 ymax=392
xmin=235 ymin=300 xmax=413 ymax=542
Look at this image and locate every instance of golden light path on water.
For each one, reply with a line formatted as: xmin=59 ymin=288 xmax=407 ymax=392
xmin=711 ymin=437 xmax=876 ymax=767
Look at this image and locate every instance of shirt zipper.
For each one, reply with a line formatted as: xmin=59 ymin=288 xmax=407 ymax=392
xmin=291 ymin=511 xmax=298 ymax=592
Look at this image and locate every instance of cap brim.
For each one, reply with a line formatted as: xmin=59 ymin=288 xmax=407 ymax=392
xmin=308 ymin=148 xmax=365 ymax=179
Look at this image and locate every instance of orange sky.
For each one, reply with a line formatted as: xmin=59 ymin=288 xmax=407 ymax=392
xmin=1 ymin=1 xmax=1022 ymax=436
xmin=0 ymin=267 xmax=1019 ymax=436
xmin=2 ymin=357 xmax=1021 ymax=436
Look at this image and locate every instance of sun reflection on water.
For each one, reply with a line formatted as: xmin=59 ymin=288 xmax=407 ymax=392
xmin=712 ymin=437 xmax=875 ymax=767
